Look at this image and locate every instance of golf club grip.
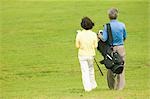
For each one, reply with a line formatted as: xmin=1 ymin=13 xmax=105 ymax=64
xmin=94 ymin=58 xmax=104 ymax=76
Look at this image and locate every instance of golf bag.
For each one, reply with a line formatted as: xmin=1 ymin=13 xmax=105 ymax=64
xmin=97 ymin=23 xmax=124 ymax=74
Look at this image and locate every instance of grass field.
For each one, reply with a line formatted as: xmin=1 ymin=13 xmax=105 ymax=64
xmin=0 ymin=0 xmax=150 ymax=99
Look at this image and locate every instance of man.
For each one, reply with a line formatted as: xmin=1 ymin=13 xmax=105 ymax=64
xmin=98 ymin=8 xmax=127 ymax=90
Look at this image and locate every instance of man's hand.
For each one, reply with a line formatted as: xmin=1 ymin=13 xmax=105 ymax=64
xmin=97 ymin=30 xmax=103 ymax=40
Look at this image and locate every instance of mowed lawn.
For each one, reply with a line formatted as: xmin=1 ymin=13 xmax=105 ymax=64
xmin=0 ymin=0 xmax=149 ymax=99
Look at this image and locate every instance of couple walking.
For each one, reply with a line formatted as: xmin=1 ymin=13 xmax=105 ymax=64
xmin=75 ymin=8 xmax=127 ymax=92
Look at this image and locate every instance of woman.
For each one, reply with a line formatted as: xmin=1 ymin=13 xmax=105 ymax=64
xmin=75 ymin=17 xmax=98 ymax=92
xmin=98 ymin=8 xmax=127 ymax=90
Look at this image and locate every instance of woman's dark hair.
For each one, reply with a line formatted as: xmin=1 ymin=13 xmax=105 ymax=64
xmin=81 ymin=17 xmax=94 ymax=30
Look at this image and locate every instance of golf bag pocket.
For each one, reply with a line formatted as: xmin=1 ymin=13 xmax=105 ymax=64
xmin=104 ymin=51 xmax=124 ymax=74
xmin=113 ymin=52 xmax=124 ymax=65
xmin=112 ymin=64 xmax=124 ymax=74
xmin=104 ymin=54 xmax=114 ymax=69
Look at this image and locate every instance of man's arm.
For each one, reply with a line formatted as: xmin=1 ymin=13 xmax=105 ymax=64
xmin=97 ymin=25 xmax=108 ymax=42
xmin=123 ymin=24 xmax=127 ymax=41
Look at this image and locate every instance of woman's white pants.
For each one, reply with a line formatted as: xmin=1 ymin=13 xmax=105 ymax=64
xmin=78 ymin=56 xmax=97 ymax=92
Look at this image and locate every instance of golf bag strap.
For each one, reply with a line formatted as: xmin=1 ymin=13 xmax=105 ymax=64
xmin=106 ymin=23 xmax=113 ymax=46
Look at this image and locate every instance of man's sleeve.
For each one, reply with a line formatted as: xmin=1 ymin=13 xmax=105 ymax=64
xmin=102 ymin=25 xmax=108 ymax=42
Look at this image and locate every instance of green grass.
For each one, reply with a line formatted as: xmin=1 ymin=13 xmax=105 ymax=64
xmin=0 ymin=0 xmax=150 ymax=99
